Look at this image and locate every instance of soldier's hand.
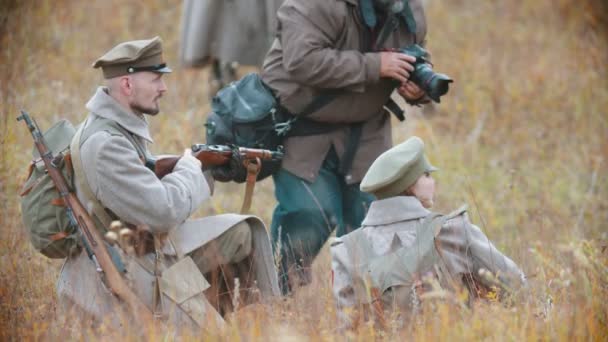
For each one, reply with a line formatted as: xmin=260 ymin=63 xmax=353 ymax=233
xmin=210 ymin=152 xmax=246 ymax=182
xmin=379 ymin=52 xmax=416 ymax=84
xmin=398 ymin=81 xmax=425 ymax=101
xmin=182 ymin=148 xmax=202 ymax=169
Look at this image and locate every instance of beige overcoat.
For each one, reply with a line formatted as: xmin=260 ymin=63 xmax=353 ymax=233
xmin=331 ymin=196 xmax=526 ymax=326
xmin=180 ymin=0 xmax=283 ymax=67
xmin=261 ymin=0 xmax=428 ymax=184
xmin=56 ymin=87 xmax=279 ymax=328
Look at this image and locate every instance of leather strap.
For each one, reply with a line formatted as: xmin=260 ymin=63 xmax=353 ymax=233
xmin=49 ymin=231 xmax=69 ymax=241
xmin=51 ymin=198 xmax=65 ymax=207
xmin=240 ymin=158 xmax=261 ymax=214
xmin=385 ymin=98 xmax=406 ymax=122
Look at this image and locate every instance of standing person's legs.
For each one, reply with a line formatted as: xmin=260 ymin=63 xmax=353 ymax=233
xmin=208 ymin=59 xmax=239 ymax=96
xmin=270 ymin=154 xmax=344 ymax=294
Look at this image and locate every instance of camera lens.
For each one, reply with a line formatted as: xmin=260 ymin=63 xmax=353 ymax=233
xmin=426 ymin=73 xmax=453 ymax=103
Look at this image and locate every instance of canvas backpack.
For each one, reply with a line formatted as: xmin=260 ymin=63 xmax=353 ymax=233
xmin=19 ymin=119 xmax=80 ymax=258
xmin=19 ymin=117 xmax=144 ymax=258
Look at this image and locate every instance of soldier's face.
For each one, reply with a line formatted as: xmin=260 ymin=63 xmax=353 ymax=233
xmin=128 ymin=72 xmax=167 ymax=115
xmin=410 ymin=173 xmax=436 ymax=208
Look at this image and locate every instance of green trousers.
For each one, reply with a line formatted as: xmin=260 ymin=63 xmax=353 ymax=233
xmin=270 ymin=148 xmax=375 ymax=294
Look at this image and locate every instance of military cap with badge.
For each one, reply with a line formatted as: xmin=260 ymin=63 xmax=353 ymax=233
xmin=93 ymin=36 xmax=172 ymax=78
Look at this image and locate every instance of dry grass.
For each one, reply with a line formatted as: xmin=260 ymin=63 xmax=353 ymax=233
xmin=1 ymin=0 xmax=607 ymax=340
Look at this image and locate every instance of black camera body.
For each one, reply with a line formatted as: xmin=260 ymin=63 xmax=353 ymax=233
xmin=398 ymin=44 xmax=453 ymax=103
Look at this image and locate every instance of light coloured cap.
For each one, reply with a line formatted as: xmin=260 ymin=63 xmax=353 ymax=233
xmin=93 ymin=36 xmax=172 ymax=79
xmin=360 ymin=136 xmax=438 ymax=199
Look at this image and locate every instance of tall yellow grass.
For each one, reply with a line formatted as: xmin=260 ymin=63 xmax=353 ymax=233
xmin=1 ymin=0 xmax=606 ymax=340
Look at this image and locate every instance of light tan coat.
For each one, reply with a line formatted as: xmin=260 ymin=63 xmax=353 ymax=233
xmin=331 ymin=196 xmax=526 ymax=326
xmin=56 ymin=87 xmax=279 ymax=328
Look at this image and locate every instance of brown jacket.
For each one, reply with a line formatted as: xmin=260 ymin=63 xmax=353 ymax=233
xmin=262 ymin=0 xmax=427 ymax=183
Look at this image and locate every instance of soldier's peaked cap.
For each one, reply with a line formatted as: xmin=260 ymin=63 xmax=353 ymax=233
xmin=93 ymin=36 xmax=172 ymax=79
xmin=360 ymin=136 xmax=438 ymax=199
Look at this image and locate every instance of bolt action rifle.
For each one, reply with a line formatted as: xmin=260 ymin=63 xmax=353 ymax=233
xmin=148 ymin=144 xmax=283 ymax=214
xmin=17 ymin=110 xmax=156 ymax=326
xmin=148 ymin=144 xmax=283 ymax=179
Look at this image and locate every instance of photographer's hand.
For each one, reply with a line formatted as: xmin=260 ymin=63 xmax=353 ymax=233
xmin=379 ymin=52 xmax=416 ymax=84
xmin=398 ymin=81 xmax=425 ymax=101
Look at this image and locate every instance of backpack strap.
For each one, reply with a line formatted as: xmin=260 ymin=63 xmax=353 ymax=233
xmin=70 ymin=116 xmax=148 ymax=232
xmin=70 ymin=119 xmax=114 ymax=231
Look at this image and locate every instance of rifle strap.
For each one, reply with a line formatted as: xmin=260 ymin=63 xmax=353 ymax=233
xmin=70 ymin=120 xmax=128 ymax=273
xmin=240 ymin=158 xmax=261 ymax=214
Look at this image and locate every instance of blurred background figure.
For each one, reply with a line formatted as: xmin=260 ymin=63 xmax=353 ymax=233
xmin=179 ymin=0 xmax=284 ymax=97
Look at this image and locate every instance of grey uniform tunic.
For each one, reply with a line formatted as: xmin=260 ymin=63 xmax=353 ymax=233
xmin=330 ymin=196 xmax=526 ymax=325
xmin=56 ymin=87 xmax=279 ymax=327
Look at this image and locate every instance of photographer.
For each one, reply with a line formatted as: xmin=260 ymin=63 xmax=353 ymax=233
xmin=261 ymin=0 xmax=433 ymax=294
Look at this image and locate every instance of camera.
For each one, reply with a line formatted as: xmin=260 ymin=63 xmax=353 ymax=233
xmin=398 ymin=44 xmax=453 ymax=103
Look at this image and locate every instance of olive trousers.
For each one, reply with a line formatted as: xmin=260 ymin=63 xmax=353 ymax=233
xmin=270 ymin=148 xmax=374 ymax=294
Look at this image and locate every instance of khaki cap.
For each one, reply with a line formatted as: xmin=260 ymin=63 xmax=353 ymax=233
xmin=360 ymin=136 xmax=438 ymax=199
xmin=93 ymin=36 xmax=172 ymax=79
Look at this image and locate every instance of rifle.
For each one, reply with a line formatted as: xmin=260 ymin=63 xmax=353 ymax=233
xmin=148 ymin=143 xmax=283 ymax=179
xmin=17 ymin=111 xmax=156 ymax=326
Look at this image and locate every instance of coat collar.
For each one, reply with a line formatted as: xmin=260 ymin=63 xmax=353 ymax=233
xmin=85 ymin=87 xmax=154 ymax=143
xmin=361 ymin=196 xmax=430 ymax=226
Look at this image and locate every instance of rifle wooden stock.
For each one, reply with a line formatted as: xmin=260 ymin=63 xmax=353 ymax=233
xmin=150 ymin=144 xmax=281 ymax=179
xmin=18 ymin=111 xmax=155 ymax=326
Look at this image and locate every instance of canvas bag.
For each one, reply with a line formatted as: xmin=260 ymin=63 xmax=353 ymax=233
xmin=205 ymin=73 xmax=289 ymax=182
xmin=19 ymin=119 xmax=80 ymax=258
xmin=19 ymin=117 xmax=144 ymax=258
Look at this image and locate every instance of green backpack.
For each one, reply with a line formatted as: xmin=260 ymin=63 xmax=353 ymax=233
xmin=19 ymin=119 xmax=80 ymax=258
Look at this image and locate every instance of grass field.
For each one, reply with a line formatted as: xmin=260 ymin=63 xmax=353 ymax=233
xmin=1 ymin=0 xmax=607 ymax=340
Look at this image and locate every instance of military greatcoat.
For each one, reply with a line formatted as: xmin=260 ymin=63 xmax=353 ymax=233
xmin=56 ymin=87 xmax=279 ymax=328
xmin=331 ymin=196 xmax=526 ymax=326
xmin=179 ymin=0 xmax=283 ymax=68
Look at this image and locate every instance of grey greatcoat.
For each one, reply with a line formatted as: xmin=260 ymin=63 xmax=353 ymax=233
xmin=262 ymin=0 xmax=428 ymax=184
xmin=179 ymin=0 xmax=283 ymax=67
xmin=56 ymin=87 xmax=279 ymax=328
xmin=330 ymin=196 xmax=526 ymax=326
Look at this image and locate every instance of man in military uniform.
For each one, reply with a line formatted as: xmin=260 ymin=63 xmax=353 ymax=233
xmin=330 ymin=136 xmax=527 ymax=328
xmin=261 ymin=0 xmax=432 ymax=293
xmin=57 ymin=37 xmax=279 ymax=329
